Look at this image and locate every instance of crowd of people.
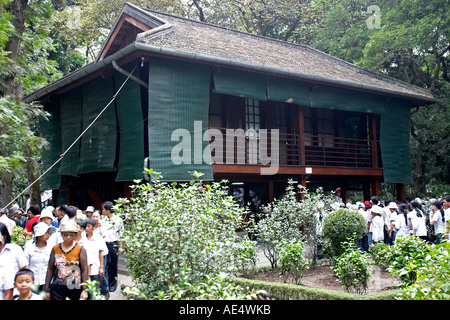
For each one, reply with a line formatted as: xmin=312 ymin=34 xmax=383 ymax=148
xmin=332 ymin=190 xmax=450 ymax=251
xmin=0 ymin=201 xmax=124 ymax=300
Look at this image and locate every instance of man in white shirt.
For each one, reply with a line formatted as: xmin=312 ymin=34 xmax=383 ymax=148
xmin=367 ymin=196 xmax=381 ymax=246
xmin=101 ymin=201 xmax=123 ymax=293
xmin=0 ymin=208 xmax=15 ymax=235
xmin=385 ymin=201 xmax=398 ymax=245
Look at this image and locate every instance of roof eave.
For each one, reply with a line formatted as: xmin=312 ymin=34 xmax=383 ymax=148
xmin=24 ymin=41 xmax=440 ymax=105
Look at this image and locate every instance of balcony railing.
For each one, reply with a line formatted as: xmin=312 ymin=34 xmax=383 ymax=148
xmin=304 ymin=134 xmax=374 ymax=168
xmin=207 ymin=127 xmax=375 ymax=168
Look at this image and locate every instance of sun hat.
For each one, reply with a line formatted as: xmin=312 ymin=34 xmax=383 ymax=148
xmin=59 ymin=220 xmax=80 ymax=233
xmin=85 ymin=206 xmax=94 ymax=212
xmin=388 ymin=202 xmax=398 ymax=209
xmin=371 ymin=205 xmax=383 ymax=215
xmin=39 ymin=206 xmax=55 ymax=222
xmin=33 ymin=222 xmax=50 ymax=237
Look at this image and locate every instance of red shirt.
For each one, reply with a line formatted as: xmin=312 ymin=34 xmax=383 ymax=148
xmin=25 ymin=215 xmax=40 ymax=233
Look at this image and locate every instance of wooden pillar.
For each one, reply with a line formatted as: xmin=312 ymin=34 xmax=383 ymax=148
xmin=124 ymin=181 xmax=133 ymax=199
xmin=369 ymin=114 xmax=379 ymax=168
xmin=341 ymin=184 xmax=347 ymax=204
xmin=396 ymin=183 xmax=405 ymax=203
xmin=371 ymin=180 xmax=380 ymax=198
xmin=267 ymin=180 xmax=274 ymax=203
xmin=298 ymin=105 xmax=306 ymax=165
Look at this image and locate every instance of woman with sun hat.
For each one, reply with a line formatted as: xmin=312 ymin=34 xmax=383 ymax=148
xmin=44 ymin=220 xmax=88 ymax=300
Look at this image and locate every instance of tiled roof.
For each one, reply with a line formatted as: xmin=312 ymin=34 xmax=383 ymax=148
xmin=24 ymin=3 xmax=437 ymax=104
xmin=137 ymin=8 xmax=435 ymax=101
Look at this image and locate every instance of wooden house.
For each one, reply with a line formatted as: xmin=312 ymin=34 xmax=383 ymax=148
xmin=25 ymin=3 xmax=438 ymax=210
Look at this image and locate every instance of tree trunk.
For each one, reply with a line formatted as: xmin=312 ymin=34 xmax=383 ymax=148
xmin=4 ymin=0 xmax=29 ymax=97
xmin=1 ymin=0 xmax=30 ymax=209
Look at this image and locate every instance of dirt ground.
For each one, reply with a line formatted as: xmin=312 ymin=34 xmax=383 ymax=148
xmin=247 ymin=264 xmax=401 ymax=294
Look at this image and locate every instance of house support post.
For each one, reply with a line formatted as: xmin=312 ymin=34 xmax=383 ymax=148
xmin=396 ymin=183 xmax=405 ymax=203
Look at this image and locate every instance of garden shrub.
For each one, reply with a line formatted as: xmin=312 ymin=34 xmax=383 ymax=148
xmin=233 ymin=238 xmax=258 ymax=276
xmin=279 ymin=241 xmax=309 ymax=285
xmin=122 ymin=273 xmax=263 ymax=300
xmin=368 ymin=236 xmax=450 ymax=300
xmin=254 ymin=181 xmax=332 ymax=269
xmin=322 ymin=208 xmax=366 ymax=258
xmin=387 ymin=236 xmax=429 ymax=284
xmin=399 ymin=241 xmax=450 ymax=300
xmin=115 ymin=170 xmax=255 ymax=299
xmin=332 ymin=240 xmax=372 ymax=295
xmin=369 ymin=242 xmax=393 ymax=269
xmin=254 ymin=181 xmax=304 ymax=269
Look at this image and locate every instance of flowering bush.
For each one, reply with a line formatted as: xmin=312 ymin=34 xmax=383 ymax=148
xmin=11 ymin=225 xmax=31 ymax=248
xmin=115 ymin=170 xmax=254 ymax=299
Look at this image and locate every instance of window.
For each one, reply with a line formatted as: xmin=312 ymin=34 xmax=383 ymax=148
xmin=273 ymin=101 xmax=288 ymax=133
xmin=245 ymin=99 xmax=260 ymax=164
xmin=245 ymin=98 xmax=260 ymax=131
xmin=303 ymin=107 xmax=335 ymax=147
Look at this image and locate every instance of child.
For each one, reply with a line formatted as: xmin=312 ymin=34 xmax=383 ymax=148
xmin=370 ymin=206 xmax=384 ymax=245
xmin=14 ymin=269 xmax=42 ymax=300
xmin=80 ymin=218 xmax=106 ymax=297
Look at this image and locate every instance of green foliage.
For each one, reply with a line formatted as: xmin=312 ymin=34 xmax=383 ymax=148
xmin=312 ymin=0 xmax=450 ymax=196
xmin=279 ymin=241 xmax=309 ymax=285
xmin=115 ymin=170 xmax=255 ymax=299
xmin=254 ymin=181 xmax=304 ymax=269
xmin=83 ymin=280 xmax=107 ymax=300
xmin=0 ymin=97 xmax=49 ymax=205
xmin=122 ymin=272 xmax=264 ymax=300
xmin=322 ymin=209 xmax=366 ymax=258
xmin=369 ymin=236 xmax=450 ymax=300
xmin=399 ymin=242 xmax=450 ymax=300
xmin=232 ymin=268 xmax=402 ymax=300
xmin=369 ymin=242 xmax=393 ymax=269
xmin=10 ymin=225 xmax=31 ymax=248
xmin=386 ymin=236 xmax=429 ymax=284
xmin=332 ymin=240 xmax=372 ymax=295
xmin=254 ymin=181 xmax=331 ymax=269
xmin=232 ymin=238 xmax=258 ymax=276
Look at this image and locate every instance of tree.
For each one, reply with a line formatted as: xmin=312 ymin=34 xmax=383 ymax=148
xmin=312 ymin=0 xmax=449 ymax=197
xmin=0 ymin=0 xmax=60 ymax=208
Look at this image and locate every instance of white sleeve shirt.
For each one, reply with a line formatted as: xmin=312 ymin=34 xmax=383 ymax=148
xmin=102 ymin=215 xmax=124 ymax=243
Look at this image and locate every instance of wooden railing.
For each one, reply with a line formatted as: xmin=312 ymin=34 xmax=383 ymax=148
xmin=207 ymin=128 xmax=375 ymax=168
xmin=304 ymin=134 xmax=374 ymax=168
